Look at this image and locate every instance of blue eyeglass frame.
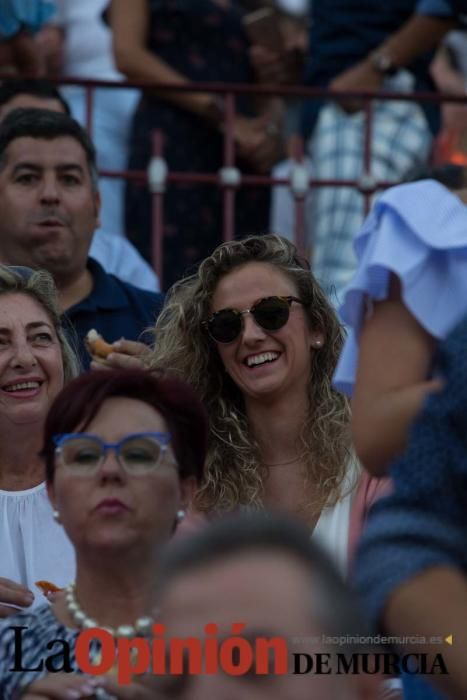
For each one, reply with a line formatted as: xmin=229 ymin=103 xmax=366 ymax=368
xmin=53 ymin=432 xmax=172 ymax=472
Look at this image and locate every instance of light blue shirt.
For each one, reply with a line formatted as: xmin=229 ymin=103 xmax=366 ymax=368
xmin=333 ymin=180 xmax=467 ymax=396
xmin=89 ymin=230 xmax=160 ymax=293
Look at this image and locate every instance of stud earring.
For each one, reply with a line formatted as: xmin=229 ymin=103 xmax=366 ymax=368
xmin=313 ymin=339 xmax=323 ymax=348
xmin=52 ymin=509 xmax=61 ymax=523
xmin=176 ymin=509 xmax=186 ymax=523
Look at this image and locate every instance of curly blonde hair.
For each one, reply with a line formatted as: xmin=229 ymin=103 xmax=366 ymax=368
xmin=151 ymin=235 xmax=352 ymax=514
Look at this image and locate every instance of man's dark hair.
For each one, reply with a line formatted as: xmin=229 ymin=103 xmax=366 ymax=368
xmin=0 ymin=108 xmax=98 ymax=189
xmin=158 ymin=512 xmax=373 ymax=653
xmin=0 ymin=79 xmax=71 ymax=115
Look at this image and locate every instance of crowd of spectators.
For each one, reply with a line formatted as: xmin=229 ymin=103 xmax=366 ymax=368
xmin=0 ymin=1 xmax=467 ymax=700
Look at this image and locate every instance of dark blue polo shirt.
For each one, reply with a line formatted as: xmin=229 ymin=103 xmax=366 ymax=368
xmin=302 ymin=0 xmax=453 ymax=137
xmin=62 ymin=258 xmax=164 ymax=371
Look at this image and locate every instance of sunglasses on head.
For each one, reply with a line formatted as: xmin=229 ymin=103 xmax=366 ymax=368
xmin=205 ymin=295 xmax=304 ymax=344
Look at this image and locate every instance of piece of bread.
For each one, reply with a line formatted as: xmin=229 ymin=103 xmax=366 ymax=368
xmin=35 ymin=580 xmax=63 ymax=595
xmin=85 ymin=328 xmax=114 ymax=359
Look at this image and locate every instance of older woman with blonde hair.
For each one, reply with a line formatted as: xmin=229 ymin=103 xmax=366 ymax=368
xmin=151 ymin=234 xmax=386 ymax=572
xmin=0 ymin=264 xmax=79 ymax=617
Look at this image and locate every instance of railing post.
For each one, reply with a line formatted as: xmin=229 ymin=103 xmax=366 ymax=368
xmin=85 ymin=85 xmax=94 ymax=138
xmin=362 ymin=100 xmax=374 ymax=215
xmin=149 ymin=130 xmax=167 ymax=287
xmin=222 ymin=92 xmax=237 ymax=242
xmin=289 ymin=136 xmax=308 ymax=258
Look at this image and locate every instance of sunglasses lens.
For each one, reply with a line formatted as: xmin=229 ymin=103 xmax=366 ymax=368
xmin=208 ymin=309 xmax=242 ymax=342
xmin=254 ymin=297 xmax=290 ymax=330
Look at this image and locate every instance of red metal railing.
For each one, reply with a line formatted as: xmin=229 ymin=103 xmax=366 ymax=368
xmin=3 ymin=75 xmax=466 ymax=286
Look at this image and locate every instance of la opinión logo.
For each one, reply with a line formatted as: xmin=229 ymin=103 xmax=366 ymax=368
xmin=8 ymin=623 xmax=449 ymax=685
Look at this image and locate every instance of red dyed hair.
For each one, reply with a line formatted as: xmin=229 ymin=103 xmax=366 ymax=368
xmin=41 ymin=368 xmax=207 ymax=484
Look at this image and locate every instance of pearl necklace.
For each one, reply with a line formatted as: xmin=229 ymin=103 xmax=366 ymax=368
xmin=65 ymin=584 xmax=156 ymax=638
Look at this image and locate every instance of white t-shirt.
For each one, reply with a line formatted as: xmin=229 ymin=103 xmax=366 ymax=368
xmin=54 ymin=0 xmax=121 ymax=80
xmin=0 ymin=483 xmax=75 ymax=610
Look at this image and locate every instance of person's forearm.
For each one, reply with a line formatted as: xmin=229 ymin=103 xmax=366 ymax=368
xmin=384 ymin=567 xmax=467 ymax=700
xmin=115 ymin=45 xmax=218 ymax=118
xmin=352 ymin=379 xmax=441 ymax=475
xmin=255 ymin=96 xmax=284 ymax=124
xmin=114 ymin=42 xmax=186 ymax=90
xmin=431 ymin=46 xmax=466 ymax=93
xmin=373 ymin=14 xmax=456 ymax=69
xmin=110 ymin=0 xmax=221 ymax=124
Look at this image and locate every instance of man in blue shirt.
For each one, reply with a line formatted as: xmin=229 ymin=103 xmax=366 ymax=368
xmin=0 ymin=108 xmax=164 ymax=369
xmin=0 ymin=80 xmax=160 ymax=294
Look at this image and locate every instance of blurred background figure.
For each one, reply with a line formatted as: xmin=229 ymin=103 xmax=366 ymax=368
xmin=0 ymin=78 xmax=69 ymax=119
xmin=250 ymin=2 xmax=458 ymax=306
xmin=52 ymin=0 xmax=141 ymax=243
xmin=254 ymin=0 xmax=313 ymax=243
xmin=110 ymin=0 xmax=284 ymax=289
xmin=402 ymin=161 xmax=467 ymax=189
xmin=0 ymin=0 xmax=57 ymax=77
xmin=155 ymin=512 xmax=381 ymax=700
xmin=431 ymin=29 xmax=467 ymax=166
xmin=302 ymin=2 xmax=456 ymax=306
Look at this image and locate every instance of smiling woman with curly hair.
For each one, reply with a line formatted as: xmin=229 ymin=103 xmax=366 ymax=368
xmin=151 ymin=234 xmax=385 ymax=572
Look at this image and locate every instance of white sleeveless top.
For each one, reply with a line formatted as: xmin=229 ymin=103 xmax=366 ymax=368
xmin=0 ymin=483 xmax=75 ymax=610
xmin=311 ymin=458 xmax=359 ymax=577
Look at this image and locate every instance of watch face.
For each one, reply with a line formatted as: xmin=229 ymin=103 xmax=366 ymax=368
xmin=377 ymin=55 xmax=389 ymax=71
xmin=371 ymin=51 xmax=395 ymax=75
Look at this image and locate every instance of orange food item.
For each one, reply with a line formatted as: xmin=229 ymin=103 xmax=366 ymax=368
xmin=35 ymin=580 xmax=63 ymax=595
xmin=85 ymin=329 xmax=114 ymax=359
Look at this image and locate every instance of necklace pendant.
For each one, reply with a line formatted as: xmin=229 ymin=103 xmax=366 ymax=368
xmin=116 ymin=624 xmax=136 ymax=638
xmin=136 ymin=616 xmax=154 ymax=635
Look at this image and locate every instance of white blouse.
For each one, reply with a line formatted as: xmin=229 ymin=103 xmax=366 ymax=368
xmin=0 ymin=483 xmax=75 ymax=610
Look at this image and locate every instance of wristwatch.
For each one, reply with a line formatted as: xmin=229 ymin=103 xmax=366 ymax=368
xmin=369 ymin=50 xmax=397 ymax=76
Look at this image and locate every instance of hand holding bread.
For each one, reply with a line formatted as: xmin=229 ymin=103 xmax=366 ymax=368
xmin=85 ymin=328 xmax=114 ymax=359
xmin=86 ymin=330 xmax=150 ymax=371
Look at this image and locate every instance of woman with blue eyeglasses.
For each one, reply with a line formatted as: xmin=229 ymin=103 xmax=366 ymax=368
xmin=0 ymin=367 xmax=207 ymax=700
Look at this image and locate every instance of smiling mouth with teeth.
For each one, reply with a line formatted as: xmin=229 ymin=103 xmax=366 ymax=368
xmin=3 ymin=381 xmax=42 ymax=392
xmin=246 ymin=352 xmax=279 ymax=368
